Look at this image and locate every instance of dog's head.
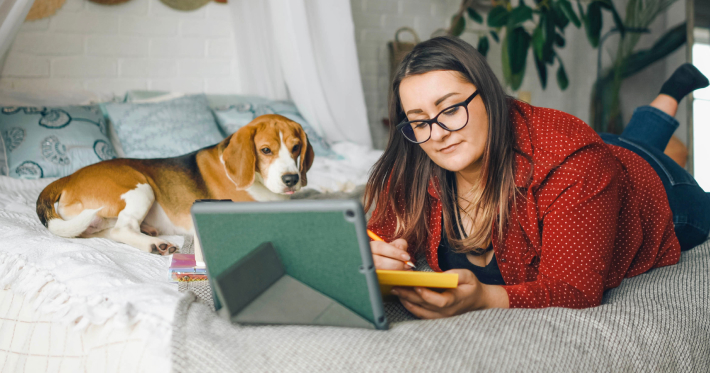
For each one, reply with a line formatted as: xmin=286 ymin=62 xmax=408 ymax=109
xmin=220 ymin=114 xmax=315 ymax=195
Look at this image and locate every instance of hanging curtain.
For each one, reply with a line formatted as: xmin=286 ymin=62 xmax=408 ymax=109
xmin=228 ymin=0 xmax=288 ymax=101
xmin=229 ymin=0 xmax=372 ymax=147
xmin=0 ymin=0 xmax=34 ymax=67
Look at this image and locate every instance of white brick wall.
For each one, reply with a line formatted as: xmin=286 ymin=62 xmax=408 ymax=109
xmin=1 ymin=0 xmax=684 ymax=149
xmin=3 ymin=55 xmax=50 ymax=77
xmin=350 ymin=0 xmax=461 ymax=149
xmin=350 ymin=0 xmax=603 ymax=149
xmin=2 ymin=0 xmax=459 ymax=147
xmin=0 ymin=0 xmax=240 ymax=96
xmin=350 ymin=0 xmax=689 ymax=149
xmin=53 ymin=57 xmax=117 ymax=77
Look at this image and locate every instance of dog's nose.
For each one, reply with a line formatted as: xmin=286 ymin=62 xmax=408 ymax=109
xmin=281 ymin=174 xmax=299 ymax=187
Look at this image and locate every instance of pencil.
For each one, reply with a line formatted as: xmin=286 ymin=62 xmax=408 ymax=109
xmin=367 ymin=229 xmax=416 ymax=269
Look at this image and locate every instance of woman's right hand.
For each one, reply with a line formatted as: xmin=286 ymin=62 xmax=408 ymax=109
xmin=370 ymin=238 xmax=412 ymax=270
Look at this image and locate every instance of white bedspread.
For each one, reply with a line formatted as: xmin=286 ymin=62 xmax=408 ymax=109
xmin=0 ymin=176 xmax=181 ymax=369
xmin=0 ymin=145 xmax=383 ymax=371
xmin=305 ymin=142 xmax=383 ymax=192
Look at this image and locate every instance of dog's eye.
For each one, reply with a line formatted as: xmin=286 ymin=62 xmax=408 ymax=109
xmin=261 ymin=148 xmax=272 ymax=155
xmin=292 ymin=145 xmax=300 ymax=153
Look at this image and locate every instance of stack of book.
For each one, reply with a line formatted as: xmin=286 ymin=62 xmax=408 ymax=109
xmin=168 ymin=253 xmax=207 ymax=282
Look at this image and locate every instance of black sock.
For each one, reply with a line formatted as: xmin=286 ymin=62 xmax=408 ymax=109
xmin=659 ymin=63 xmax=709 ymax=103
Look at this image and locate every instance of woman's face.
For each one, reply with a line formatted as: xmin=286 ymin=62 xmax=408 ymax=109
xmin=398 ymin=70 xmax=488 ymax=176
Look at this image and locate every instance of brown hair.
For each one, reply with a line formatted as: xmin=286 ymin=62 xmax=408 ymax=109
xmin=364 ymin=36 xmax=520 ymax=255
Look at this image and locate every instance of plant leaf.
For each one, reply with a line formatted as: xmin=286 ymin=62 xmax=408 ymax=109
xmin=490 ymin=30 xmax=500 ymax=43
xmin=477 ymin=35 xmax=490 ymax=57
xmin=534 ymin=53 xmax=548 ymax=89
xmin=511 ymin=70 xmax=525 ymax=91
xmin=451 ymin=15 xmax=466 ymax=36
xmin=555 ymin=32 xmax=565 ymax=47
xmin=508 ymin=27 xmax=531 ymax=75
xmin=508 ymin=4 xmax=534 ymax=27
xmin=598 ymin=0 xmax=625 ymax=37
xmin=551 ymin=2 xmax=569 ymax=30
xmin=557 ymin=60 xmax=569 ymax=90
xmin=543 ymin=12 xmax=556 ymax=63
xmin=487 ymin=6 xmax=510 ymax=28
xmin=532 ymin=25 xmax=545 ymax=61
xmin=584 ymin=2 xmax=602 ymax=48
xmin=501 ymin=35 xmax=513 ymax=86
xmin=467 ymin=7 xmax=483 ymax=24
xmin=576 ymin=0 xmax=585 ymax=18
xmin=623 ymin=22 xmax=687 ymax=78
xmin=559 ymin=0 xmax=581 ymax=28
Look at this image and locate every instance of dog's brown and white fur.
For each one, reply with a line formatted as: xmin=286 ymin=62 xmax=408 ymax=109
xmin=36 ymin=114 xmax=314 ymax=260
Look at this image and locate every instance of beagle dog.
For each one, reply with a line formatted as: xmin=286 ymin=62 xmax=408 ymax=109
xmin=36 ymin=114 xmax=314 ymax=261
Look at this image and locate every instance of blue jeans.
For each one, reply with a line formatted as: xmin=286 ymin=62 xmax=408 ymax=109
xmin=600 ymin=106 xmax=710 ymax=251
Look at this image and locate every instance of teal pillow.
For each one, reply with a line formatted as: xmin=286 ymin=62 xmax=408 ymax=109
xmin=103 ymin=94 xmax=224 ymax=159
xmin=0 ymin=105 xmax=117 ymax=179
xmin=212 ymin=98 xmax=341 ymax=159
xmin=124 ymin=90 xmax=172 ymax=102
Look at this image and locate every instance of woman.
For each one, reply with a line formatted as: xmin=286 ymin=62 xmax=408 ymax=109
xmin=365 ymin=36 xmax=710 ymax=318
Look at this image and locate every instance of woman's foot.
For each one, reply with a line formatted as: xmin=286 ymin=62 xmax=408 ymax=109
xmin=653 ymin=63 xmax=710 ymax=116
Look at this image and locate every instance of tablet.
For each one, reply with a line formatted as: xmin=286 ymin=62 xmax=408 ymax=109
xmin=191 ymin=199 xmax=388 ymax=330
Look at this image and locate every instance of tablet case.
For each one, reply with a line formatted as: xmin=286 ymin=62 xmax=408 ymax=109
xmin=191 ymin=199 xmax=388 ymax=330
xmin=214 ymin=242 xmax=374 ymax=328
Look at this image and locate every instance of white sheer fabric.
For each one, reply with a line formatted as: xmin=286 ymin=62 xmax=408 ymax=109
xmin=229 ymin=0 xmax=372 ymax=147
xmin=228 ymin=0 xmax=288 ymax=101
xmin=0 ymin=0 xmax=34 ymax=65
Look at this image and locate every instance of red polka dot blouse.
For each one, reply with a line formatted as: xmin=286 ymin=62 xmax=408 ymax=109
xmin=368 ymin=101 xmax=681 ymax=309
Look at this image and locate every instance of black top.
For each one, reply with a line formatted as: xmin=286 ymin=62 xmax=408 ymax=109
xmin=437 ymin=214 xmax=506 ymax=285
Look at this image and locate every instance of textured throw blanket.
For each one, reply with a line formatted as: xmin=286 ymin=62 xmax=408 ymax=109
xmin=172 ymin=239 xmax=710 ymax=372
xmin=0 ymin=176 xmax=185 ymax=361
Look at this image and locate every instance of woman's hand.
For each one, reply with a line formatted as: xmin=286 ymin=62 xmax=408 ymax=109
xmin=370 ymin=238 xmax=412 ymax=270
xmin=392 ymin=269 xmax=509 ymax=319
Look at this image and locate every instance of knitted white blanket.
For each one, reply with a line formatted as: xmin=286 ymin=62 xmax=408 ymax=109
xmin=0 ymin=176 xmax=183 ymax=361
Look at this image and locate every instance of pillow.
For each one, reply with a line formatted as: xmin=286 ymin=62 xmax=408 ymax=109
xmin=0 ymin=105 xmax=117 ymax=179
xmin=0 ymin=130 xmax=7 ymax=175
xmin=97 ymin=103 xmax=127 ymax=158
xmin=212 ymin=98 xmax=341 ymax=159
xmin=124 ymin=90 xmax=185 ymax=103
xmin=103 ymin=94 xmax=224 ymax=159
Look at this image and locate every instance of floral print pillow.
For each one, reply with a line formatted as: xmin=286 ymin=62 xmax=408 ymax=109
xmin=0 ymin=105 xmax=117 ymax=179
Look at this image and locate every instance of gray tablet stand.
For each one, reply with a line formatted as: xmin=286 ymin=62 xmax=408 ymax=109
xmin=214 ymin=242 xmax=375 ymax=329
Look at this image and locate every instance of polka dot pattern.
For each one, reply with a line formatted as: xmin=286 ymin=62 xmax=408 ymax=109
xmin=367 ymin=101 xmax=681 ymax=309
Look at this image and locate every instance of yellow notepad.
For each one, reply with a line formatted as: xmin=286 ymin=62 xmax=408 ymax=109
xmin=376 ymin=270 xmax=459 ymax=294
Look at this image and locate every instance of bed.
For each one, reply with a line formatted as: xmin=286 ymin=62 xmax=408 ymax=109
xmin=0 ymin=90 xmax=708 ymax=372
xmin=0 ymin=89 xmax=384 ymax=372
xmin=0 ymin=143 xmax=383 ymax=372
xmin=173 ymin=240 xmax=710 ymax=372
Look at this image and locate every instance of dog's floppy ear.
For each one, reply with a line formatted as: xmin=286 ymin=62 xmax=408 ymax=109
xmin=221 ymin=124 xmax=257 ymax=190
xmin=298 ymin=128 xmax=315 ymax=187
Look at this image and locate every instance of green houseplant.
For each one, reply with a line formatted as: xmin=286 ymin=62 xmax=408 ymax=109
xmin=447 ymin=0 xmax=686 ymax=134
xmin=589 ymin=0 xmax=685 ymax=134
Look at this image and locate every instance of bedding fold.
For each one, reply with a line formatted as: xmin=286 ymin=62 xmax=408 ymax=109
xmin=0 ymin=176 xmax=183 ymax=363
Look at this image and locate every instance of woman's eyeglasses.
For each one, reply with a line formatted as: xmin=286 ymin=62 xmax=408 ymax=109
xmin=396 ymin=91 xmax=479 ymax=144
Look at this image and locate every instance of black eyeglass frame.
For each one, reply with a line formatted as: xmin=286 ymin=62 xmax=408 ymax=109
xmin=396 ymin=90 xmax=480 ymax=144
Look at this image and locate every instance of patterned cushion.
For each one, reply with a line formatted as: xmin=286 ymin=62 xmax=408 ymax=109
xmin=103 ymin=94 xmax=224 ymax=159
xmin=210 ymin=96 xmax=341 ymax=159
xmin=0 ymin=130 xmax=7 ymax=175
xmin=0 ymin=105 xmax=117 ymax=179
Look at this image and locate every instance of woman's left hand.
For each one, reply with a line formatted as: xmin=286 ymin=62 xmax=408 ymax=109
xmin=392 ymin=269 xmax=505 ymax=319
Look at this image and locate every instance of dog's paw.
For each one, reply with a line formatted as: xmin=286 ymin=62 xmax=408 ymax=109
xmin=151 ymin=242 xmax=178 ymax=255
xmin=140 ymin=223 xmax=159 ymax=237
